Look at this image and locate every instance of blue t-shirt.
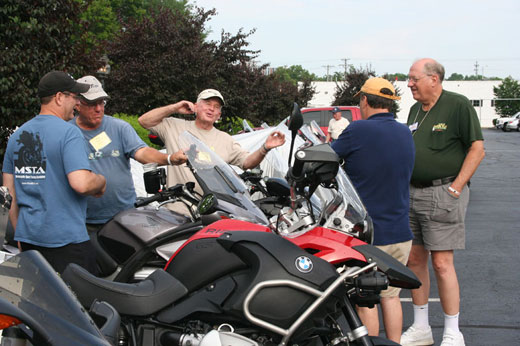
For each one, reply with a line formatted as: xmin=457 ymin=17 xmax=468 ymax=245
xmin=70 ymin=115 xmax=146 ymax=223
xmin=2 ymin=115 xmax=92 ymax=247
xmin=332 ymin=113 xmax=415 ymax=246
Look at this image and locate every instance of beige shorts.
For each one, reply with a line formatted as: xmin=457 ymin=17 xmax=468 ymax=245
xmin=376 ymin=240 xmax=413 ymax=298
xmin=409 ymin=183 xmax=469 ymax=251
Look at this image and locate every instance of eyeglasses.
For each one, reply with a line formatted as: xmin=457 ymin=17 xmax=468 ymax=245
xmin=79 ymin=99 xmax=107 ymax=107
xmin=407 ymin=75 xmax=431 ymax=83
xmin=61 ymin=92 xmax=80 ymax=100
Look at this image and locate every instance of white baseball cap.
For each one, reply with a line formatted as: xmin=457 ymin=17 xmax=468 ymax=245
xmin=196 ymin=89 xmax=225 ymax=105
xmin=78 ymin=75 xmax=109 ymax=101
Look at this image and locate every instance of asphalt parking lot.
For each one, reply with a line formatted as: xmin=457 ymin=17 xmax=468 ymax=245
xmin=396 ymin=128 xmax=520 ymax=345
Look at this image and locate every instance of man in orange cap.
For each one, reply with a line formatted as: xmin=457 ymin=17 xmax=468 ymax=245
xmin=332 ymin=77 xmax=414 ymax=343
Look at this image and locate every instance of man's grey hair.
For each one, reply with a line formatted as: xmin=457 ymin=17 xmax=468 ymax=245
xmin=424 ymin=60 xmax=445 ymax=82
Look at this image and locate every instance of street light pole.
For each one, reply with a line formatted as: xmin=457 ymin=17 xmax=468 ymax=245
xmin=96 ymin=54 xmax=111 ymax=88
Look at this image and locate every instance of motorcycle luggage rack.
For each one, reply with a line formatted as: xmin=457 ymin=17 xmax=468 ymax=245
xmin=243 ymin=262 xmax=377 ymax=346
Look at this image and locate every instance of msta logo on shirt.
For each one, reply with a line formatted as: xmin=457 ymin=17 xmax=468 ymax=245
xmin=15 ymin=166 xmax=46 ymax=174
xmin=432 ymin=123 xmax=447 ymax=132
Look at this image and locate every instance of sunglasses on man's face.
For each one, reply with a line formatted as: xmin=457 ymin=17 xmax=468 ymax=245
xmin=79 ymin=99 xmax=107 ymax=107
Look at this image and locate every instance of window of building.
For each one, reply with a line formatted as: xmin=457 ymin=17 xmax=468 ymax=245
xmin=471 ymin=99 xmax=482 ymax=107
xmin=491 ymin=99 xmax=495 ymax=107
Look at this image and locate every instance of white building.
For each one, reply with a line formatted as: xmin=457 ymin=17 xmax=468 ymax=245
xmin=306 ymin=80 xmax=501 ymax=127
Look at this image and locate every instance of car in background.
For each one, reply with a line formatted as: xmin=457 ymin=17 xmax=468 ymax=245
xmin=495 ymin=112 xmax=520 ymax=130
xmin=301 ymin=106 xmax=361 ymax=135
xmin=503 ymin=118 xmax=520 ymax=132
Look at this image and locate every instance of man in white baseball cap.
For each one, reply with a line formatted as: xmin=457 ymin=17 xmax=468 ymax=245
xmin=70 ymin=76 xmax=187 ymax=246
xmin=138 ymin=88 xmax=285 ymax=212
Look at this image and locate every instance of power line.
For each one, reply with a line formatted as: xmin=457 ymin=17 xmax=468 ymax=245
xmin=322 ymin=65 xmax=334 ymax=81
xmin=339 ymin=58 xmax=349 ymax=80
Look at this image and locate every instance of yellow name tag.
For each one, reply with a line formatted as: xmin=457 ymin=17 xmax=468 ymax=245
xmin=89 ymin=131 xmax=112 ymax=151
xmin=197 ymin=151 xmax=212 ymax=162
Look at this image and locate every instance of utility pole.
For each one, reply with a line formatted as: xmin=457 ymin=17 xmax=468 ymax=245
xmin=474 ymin=60 xmax=480 ymax=78
xmin=322 ymin=65 xmax=334 ymax=82
xmin=339 ymin=58 xmax=349 ymax=80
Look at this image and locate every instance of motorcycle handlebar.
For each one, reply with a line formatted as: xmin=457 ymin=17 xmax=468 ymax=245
xmin=288 ymin=150 xmax=305 ymax=181
xmin=134 ymin=194 xmax=164 ymax=208
xmin=134 ymin=184 xmax=186 ymax=208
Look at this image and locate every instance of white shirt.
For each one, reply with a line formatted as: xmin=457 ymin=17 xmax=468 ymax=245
xmin=328 ymin=117 xmax=350 ymax=140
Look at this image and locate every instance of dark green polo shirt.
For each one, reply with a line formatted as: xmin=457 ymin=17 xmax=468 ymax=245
xmin=407 ymin=90 xmax=483 ymax=182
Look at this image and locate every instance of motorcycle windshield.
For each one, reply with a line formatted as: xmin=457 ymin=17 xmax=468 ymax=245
xmin=0 ymin=251 xmax=109 ymax=345
xmin=300 ymin=123 xmax=367 ymax=223
xmin=179 ymin=131 xmax=269 ymax=225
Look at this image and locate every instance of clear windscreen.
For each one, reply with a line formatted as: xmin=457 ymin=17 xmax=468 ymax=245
xmin=179 ymin=131 xmax=269 ymax=225
xmin=0 ymin=251 xmax=109 ymax=344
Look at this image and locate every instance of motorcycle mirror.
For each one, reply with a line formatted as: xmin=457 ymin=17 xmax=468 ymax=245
xmin=287 ymin=103 xmax=303 ymax=167
xmin=287 ymin=102 xmax=303 ymax=133
xmin=198 ymin=193 xmax=218 ymax=215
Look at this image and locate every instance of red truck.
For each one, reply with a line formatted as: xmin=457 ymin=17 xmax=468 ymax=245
xmin=301 ymin=106 xmax=361 ymax=136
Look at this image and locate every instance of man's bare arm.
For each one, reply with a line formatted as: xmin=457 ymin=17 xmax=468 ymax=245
xmin=67 ymin=170 xmax=106 ymax=197
xmin=134 ymin=147 xmax=187 ymax=166
xmin=450 ymin=140 xmax=485 ymax=194
xmin=138 ymin=101 xmax=195 ymax=129
xmin=3 ymin=173 xmax=18 ymax=231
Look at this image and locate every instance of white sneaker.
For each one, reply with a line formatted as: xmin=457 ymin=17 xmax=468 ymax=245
xmin=400 ymin=325 xmax=434 ymax=346
xmin=440 ymin=328 xmax=465 ymax=346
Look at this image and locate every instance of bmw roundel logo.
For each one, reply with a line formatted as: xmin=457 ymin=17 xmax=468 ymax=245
xmin=295 ymin=256 xmax=313 ymax=273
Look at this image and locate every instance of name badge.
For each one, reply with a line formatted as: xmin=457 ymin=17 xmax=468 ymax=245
xmin=89 ymin=131 xmax=112 ymax=152
xmin=409 ymin=122 xmax=418 ymax=133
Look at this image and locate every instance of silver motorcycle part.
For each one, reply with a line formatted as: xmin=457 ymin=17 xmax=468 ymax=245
xmin=156 ymin=239 xmax=187 ymax=261
xmin=199 ymin=330 xmax=259 ymax=346
xmin=243 ymin=262 xmax=377 ymax=346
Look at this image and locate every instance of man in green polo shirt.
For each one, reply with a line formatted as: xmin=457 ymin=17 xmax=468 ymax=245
xmin=401 ymin=58 xmax=485 ymax=346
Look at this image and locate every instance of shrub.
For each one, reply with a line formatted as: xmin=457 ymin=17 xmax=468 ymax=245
xmin=112 ymin=113 xmax=161 ymax=149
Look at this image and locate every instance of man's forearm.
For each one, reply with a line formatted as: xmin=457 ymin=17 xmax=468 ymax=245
xmin=243 ymin=148 xmax=267 ymax=170
xmin=134 ymin=147 xmax=169 ymax=165
xmin=452 ymin=140 xmax=485 ymax=191
xmin=138 ymin=105 xmax=175 ymax=129
xmin=68 ymin=170 xmax=106 ymax=196
xmin=3 ymin=173 xmax=18 ymax=230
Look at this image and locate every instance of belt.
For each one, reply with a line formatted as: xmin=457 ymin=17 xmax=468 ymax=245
xmin=410 ymin=176 xmax=455 ymax=188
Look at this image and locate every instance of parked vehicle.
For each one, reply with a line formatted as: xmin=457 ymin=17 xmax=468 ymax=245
xmin=301 ymin=106 xmax=361 ymax=135
xmin=503 ymin=117 xmax=520 ymax=132
xmin=495 ymin=111 xmax=520 ymax=130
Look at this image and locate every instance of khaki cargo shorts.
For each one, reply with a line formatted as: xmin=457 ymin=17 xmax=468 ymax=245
xmin=409 ymin=183 xmax=469 ymax=251
xmin=377 ymin=240 xmax=413 ymax=298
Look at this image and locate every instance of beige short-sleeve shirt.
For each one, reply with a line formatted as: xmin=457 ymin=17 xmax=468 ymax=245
xmin=151 ymin=118 xmax=249 ymax=190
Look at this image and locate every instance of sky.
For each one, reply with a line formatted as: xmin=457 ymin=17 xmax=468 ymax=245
xmin=191 ymin=0 xmax=519 ymax=80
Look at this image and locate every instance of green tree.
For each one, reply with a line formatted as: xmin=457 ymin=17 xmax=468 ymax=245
xmin=493 ymin=77 xmax=520 ymax=116
xmin=0 ymin=0 xmax=103 ymax=161
xmin=80 ymin=0 xmax=119 ymax=49
xmin=332 ymin=66 xmax=375 ymax=106
xmin=447 ymin=73 xmax=465 ymax=80
xmin=332 ymin=67 xmax=401 ymax=115
xmin=385 ymin=73 xmax=407 ymax=81
xmin=80 ymin=0 xmax=189 ymax=51
xmin=274 ymin=65 xmax=318 ymax=84
xmin=273 ymin=65 xmax=316 ymax=108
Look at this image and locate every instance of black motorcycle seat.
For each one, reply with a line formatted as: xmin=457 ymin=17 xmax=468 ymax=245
xmin=62 ymin=264 xmax=188 ymax=316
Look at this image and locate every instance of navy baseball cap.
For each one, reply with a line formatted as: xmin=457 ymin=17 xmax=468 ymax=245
xmin=38 ymin=71 xmax=90 ymax=98
xmin=331 ymin=106 xmax=341 ymax=113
